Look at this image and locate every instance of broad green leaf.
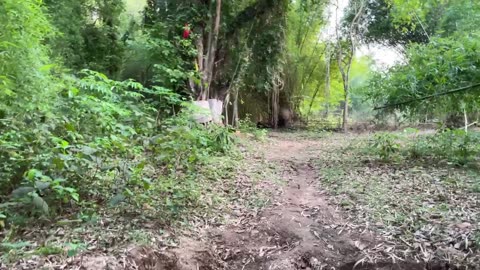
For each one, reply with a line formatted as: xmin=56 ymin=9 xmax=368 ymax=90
xmin=32 ymin=193 xmax=49 ymax=215
xmin=35 ymin=181 xmax=51 ymax=190
xmin=11 ymin=187 xmax=35 ymax=198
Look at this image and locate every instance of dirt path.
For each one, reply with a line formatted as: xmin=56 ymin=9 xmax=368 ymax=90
xmin=206 ymin=133 xmax=424 ymax=270
xmin=72 ymin=132 xmax=450 ymax=270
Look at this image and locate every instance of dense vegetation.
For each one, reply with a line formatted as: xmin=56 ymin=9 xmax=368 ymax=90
xmin=0 ymin=0 xmax=242 ymax=237
xmin=1 ymin=0 xmax=479 ymax=268
xmin=0 ymin=0 xmax=335 ymax=228
xmin=357 ymin=0 xmax=480 ymax=125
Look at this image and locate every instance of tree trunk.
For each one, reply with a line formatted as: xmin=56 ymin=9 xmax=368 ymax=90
xmin=271 ymin=84 xmax=279 ymax=129
xmin=203 ymin=0 xmax=222 ymax=100
xmin=335 ymin=0 xmax=364 ymax=133
xmin=233 ymin=90 xmax=239 ymax=127
xmin=224 ymin=93 xmax=230 ymax=125
xmin=342 ymin=78 xmax=349 ymax=133
xmin=337 ymin=47 xmax=352 ymax=133
xmin=324 ymin=46 xmax=331 ymax=118
xmin=307 ymin=80 xmax=322 ymax=120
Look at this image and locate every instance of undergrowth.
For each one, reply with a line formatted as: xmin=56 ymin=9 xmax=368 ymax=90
xmin=238 ymin=115 xmax=268 ymax=141
xmin=368 ymin=128 xmax=480 ymax=166
xmin=0 ymin=69 xmax=246 ymax=265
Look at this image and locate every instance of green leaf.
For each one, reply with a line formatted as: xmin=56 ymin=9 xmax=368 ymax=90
xmin=32 ymin=193 xmax=49 ymax=215
xmin=26 ymin=169 xmax=42 ymax=181
xmin=64 ymin=187 xmax=76 ymax=193
xmin=60 ymin=140 xmax=69 ymax=149
xmin=35 ymin=181 xmax=51 ymax=191
xmin=11 ymin=187 xmax=35 ymax=198
xmin=109 ymin=194 xmax=126 ymax=206
xmin=124 ymin=188 xmax=134 ymax=197
xmin=39 ymin=64 xmax=55 ymax=71
xmin=79 ymin=145 xmax=97 ymax=155
xmin=65 ymin=242 xmax=86 ymax=257
xmin=0 ymin=241 xmax=31 ymax=251
xmin=142 ymin=178 xmax=152 ymax=190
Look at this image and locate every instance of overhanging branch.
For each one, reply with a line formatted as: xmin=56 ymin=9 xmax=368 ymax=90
xmin=374 ymin=83 xmax=480 ymax=110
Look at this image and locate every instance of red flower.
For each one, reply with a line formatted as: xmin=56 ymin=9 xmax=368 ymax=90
xmin=183 ymin=24 xmax=191 ymax=39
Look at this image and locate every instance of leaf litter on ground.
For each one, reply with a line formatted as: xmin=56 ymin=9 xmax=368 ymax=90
xmin=313 ymin=132 xmax=480 ymax=267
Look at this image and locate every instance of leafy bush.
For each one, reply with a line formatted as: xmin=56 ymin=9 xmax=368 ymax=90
xmin=409 ymin=129 xmax=480 ymax=165
xmin=238 ymin=115 xmax=268 ymax=141
xmin=367 ymin=129 xmax=480 ymax=166
xmin=369 ymin=132 xmax=400 ymax=161
xmin=0 ymin=66 xmax=236 ymax=226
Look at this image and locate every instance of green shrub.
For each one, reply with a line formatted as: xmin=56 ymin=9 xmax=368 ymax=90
xmin=238 ymin=114 xmax=268 ymax=141
xmin=208 ymin=124 xmax=236 ymax=153
xmin=369 ymin=132 xmax=400 ymax=161
xmin=427 ymin=130 xmax=480 ymax=165
xmin=407 ymin=129 xmax=480 ymax=165
xmin=0 ymin=66 xmax=237 ymax=226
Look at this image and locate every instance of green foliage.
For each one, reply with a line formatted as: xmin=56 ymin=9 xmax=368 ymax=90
xmin=369 ymin=33 xmax=480 ymax=118
xmin=363 ymin=0 xmax=480 ymax=124
xmin=368 ymin=129 xmax=480 ymax=166
xmin=0 ymin=241 xmax=32 ymax=252
xmin=0 ymin=0 xmax=250 ymax=234
xmin=44 ymin=0 xmax=126 ymax=77
xmin=43 ymin=0 xmax=88 ymax=68
xmin=346 ymin=0 xmax=430 ymax=47
xmin=286 ymin=0 xmax=331 ymax=116
xmin=0 ymin=0 xmax=60 ymax=209
xmin=209 ymin=124 xmax=236 ymax=153
xmin=34 ymin=245 xmax=64 ymax=256
xmin=65 ymin=242 xmax=86 ymax=257
xmin=238 ymin=115 xmax=268 ymax=141
xmin=123 ymin=30 xmax=185 ymax=90
xmin=1 ymin=63 xmax=235 ymax=226
xmin=153 ymin=114 xmax=232 ymax=174
xmin=369 ymin=132 xmax=400 ymax=161
xmin=409 ymin=130 xmax=480 ymax=166
xmin=0 ymin=0 xmax=57 ymax=113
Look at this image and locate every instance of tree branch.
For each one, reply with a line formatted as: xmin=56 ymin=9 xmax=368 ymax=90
xmin=374 ymin=83 xmax=480 ymax=110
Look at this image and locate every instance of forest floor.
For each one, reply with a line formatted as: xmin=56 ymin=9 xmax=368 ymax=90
xmin=198 ymin=131 xmax=477 ymax=270
xmin=3 ymin=131 xmax=478 ymax=269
